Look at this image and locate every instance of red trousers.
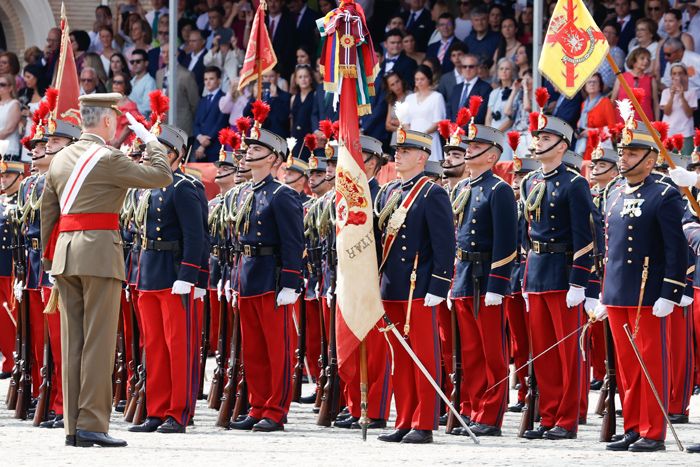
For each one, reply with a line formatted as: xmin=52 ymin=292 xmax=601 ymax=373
xmin=589 ymin=320 xmax=606 ymax=381
xmin=694 ymin=288 xmax=700 ymax=387
xmin=454 ymin=298 xmax=508 ymax=427
xmin=238 ymin=292 xmax=293 ymax=423
xmin=436 ymin=302 xmax=454 ymax=407
xmin=0 ymin=277 xmax=15 ymax=373
xmin=579 ymin=309 xmax=591 ymax=421
xmin=41 ymin=286 xmax=63 ymax=415
xmin=668 ymin=305 xmax=693 ymax=416
xmin=384 ymin=300 xmax=440 ymax=430
xmin=608 ymin=305 xmax=669 ymax=440
xmin=304 ymin=298 xmax=322 ymax=385
xmin=505 ymin=293 xmax=529 ymax=403
xmin=28 ymin=289 xmax=44 ymax=398
xmin=138 ymin=290 xmax=198 ymax=425
xmin=528 ymin=291 xmax=582 ymax=432
xmin=208 ymin=290 xmax=220 ymax=354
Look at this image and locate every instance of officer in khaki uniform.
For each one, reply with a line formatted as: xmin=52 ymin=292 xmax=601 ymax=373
xmin=40 ymin=93 xmax=172 ymax=448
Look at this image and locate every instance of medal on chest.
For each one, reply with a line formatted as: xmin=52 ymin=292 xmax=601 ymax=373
xmin=620 ymin=198 xmax=644 ymax=218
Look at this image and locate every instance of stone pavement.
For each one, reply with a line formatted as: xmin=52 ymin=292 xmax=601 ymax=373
xmin=1 ymin=361 xmax=700 ymax=466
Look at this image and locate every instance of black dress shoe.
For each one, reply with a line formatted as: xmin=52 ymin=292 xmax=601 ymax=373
xmin=334 ymin=416 xmax=358 ymax=428
xmin=351 ymin=418 xmax=387 ymax=430
xmin=39 ymin=416 xmax=57 ymax=428
xmin=299 ymin=394 xmax=316 ymax=404
xmin=544 ymin=425 xmax=576 ymax=440
xmin=687 ymin=443 xmax=700 ymax=453
xmin=335 ymin=412 xmax=353 ymax=422
xmin=115 ymin=400 xmax=126 ymax=413
xmin=129 ymin=417 xmax=163 ymax=433
xmin=75 ymin=430 xmax=127 ymax=447
xmin=578 ymin=417 xmax=587 ymax=425
xmin=401 ymin=429 xmax=433 ymax=444
xmin=377 ymin=428 xmax=410 ymax=443
xmin=628 ymin=437 xmax=665 ymax=452
xmin=606 ymin=431 xmax=640 ymax=451
xmin=0 ymin=371 xmax=11 ymax=379
xmin=470 ymin=423 xmax=502 ymax=437
xmin=312 ymin=406 xmax=320 ymax=414
xmin=447 ymin=415 xmax=472 ymax=435
xmin=694 ymin=386 xmax=700 ymax=396
xmin=229 ymin=416 xmax=260 ymax=430
xmin=590 ymin=379 xmax=604 ymax=391
xmin=156 ymin=417 xmax=186 ymax=434
xmin=65 ymin=435 xmax=76 ymax=446
xmin=438 ymin=413 xmax=448 ymax=426
xmin=610 ymin=433 xmax=625 ymax=442
xmin=52 ymin=418 xmax=64 ymax=429
xmin=523 ymin=425 xmax=552 ymax=440
xmin=252 ymin=418 xmax=284 ymax=432
xmin=508 ymin=401 xmax=525 ymax=413
xmin=668 ymin=413 xmax=689 ymax=424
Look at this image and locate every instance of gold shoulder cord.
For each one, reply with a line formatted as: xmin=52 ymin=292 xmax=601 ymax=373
xmin=377 ymin=190 xmax=401 ymax=233
xmin=524 ymin=181 xmax=546 ymax=222
xmin=26 ymin=176 xmax=46 ymax=225
xmin=134 ymin=190 xmax=151 ymax=235
xmin=235 ymin=190 xmax=254 ymax=236
xmin=304 ymin=199 xmax=319 ymax=241
xmin=452 ymin=185 xmax=471 ymax=227
xmin=208 ymin=200 xmax=223 ymax=237
xmin=225 ymin=184 xmax=243 ymax=223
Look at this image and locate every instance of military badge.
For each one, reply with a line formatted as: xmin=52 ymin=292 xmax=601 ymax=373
xmin=397 ymin=127 xmax=406 ymax=144
xmin=34 ymin=124 xmax=44 ymax=140
xmin=621 ymin=198 xmax=644 ymax=218
xmin=309 ymin=155 xmax=318 ymax=170
xmin=591 ymin=146 xmax=603 ymax=161
xmin=621 ymin=127 xmax=632 ymax=146
xmin=468 ymin=123 xmax=477 ymax=140
xmin=513 ymin=157 xmax=522 ymax=172
xmin=324 ymin=143 xmax=334 ymax=159
xmin=0 ymin=161 xmax=7 ymax=173
xmin=47 ymin=117 xmax=56 ymax=135
xmin=286 ymin=154 xmax=293 ymax=168
xmin=340 ymin=34 xmax=355 ymax=49
xmin=693 ymin=151 xmax=700 ymax=164
xmin=537 ymin=113 xmax=547 ymax=131
xmin=219 ymin=149 xmax=226 ymax=162
xmin=449 ymin=132 xmax=461 ymax=147
xmin=656 ymin=154 xmax=664 ymax=166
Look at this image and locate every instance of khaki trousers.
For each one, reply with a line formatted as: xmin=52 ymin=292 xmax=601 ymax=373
xmin=57 ymin=275 xmax=121 ymax=435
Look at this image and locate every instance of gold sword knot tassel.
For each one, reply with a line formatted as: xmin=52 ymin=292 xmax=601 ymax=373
xmin=403 ymin=253 xmax=420 ymax=337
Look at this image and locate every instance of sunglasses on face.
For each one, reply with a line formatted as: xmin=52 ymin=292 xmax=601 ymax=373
xmin=113 ymin=80 xmax=125 ymax=85
xmin=81 ymin=78 xmax=94 ymax=83
xmin=463 ymin=64 xmax=477 ymax=69
xmin=130 ymin=59 xmax=144 ymax=65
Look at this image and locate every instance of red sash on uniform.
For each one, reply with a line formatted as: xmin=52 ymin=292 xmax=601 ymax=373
xmin=44 ymin=213 xmax=119 ymax=261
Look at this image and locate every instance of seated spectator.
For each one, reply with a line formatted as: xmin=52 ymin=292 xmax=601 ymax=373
xmin=204 ymin=6 xmax=234 ymax=50
xmin=448 ymin=53 xmax=491 ymax=122
xmin=266 ymin=0 xmax=297 ymax=81
xmin=661 ymin=37 xmax=700 ymax=91
xmin=243 ymin=68 xmax=291 ymax=138
xmin=290 ymin=65 xmax=316 ymax=160
xmin=219 ymin=77 xmax=251 ymax=131
xmin=193 ymin=66 xmax=229 ymax=162
xmin=455 ymin=0 xmax=473 ymax=41
xmin=427 ymin=1 xmax=451 ymax=45
xmin=402 ymin=32 xmax=425 ymax=65
xmin=573 ymin=73 xmax=616 ymax=159
xmin=289 ymin=45 xmax=314 ymax=95
xmin=145 ymin=0 xmax=169 ymax=39
xmin=288 ymin=0 xmax=320 ymax=52
xmin=381 ymin=29 xmax=418 ymax=90
xmin=546 ymin=80 xmax=583 ymax=134
xmin=106 ymin=53 xmax=130 ymax=91
xmin=385 ymin=14 xmax=406 ymax=35
xmin=84 ymin=52 xmax=109 ymax=86
xmin=489 ymin=4 xmax=504 ymax=34
xmin=510 ymin=70 xmax=533 ymax=136
xmin=486 ymin=58 xmax=519 ymax=136
xmin=437 ymin=42 xmax=466 ymax=104
xmin=178 ymin=28 xmax=208 ymax=94
xmin=79 ymin=67 xmax=105 ymax=95
xmin=385 ymin=72 xmax=412 ymax=134
xmin=23 ymin=47 xmax=42 ymax=68
xmin=110 ymin=73 xmax=140 ymax=147
xmin=129 ymin=49 xmax=157 ymax=117
xmin=88 ymin=5 xmax=115 ymax=53
xmin=18 ymin=64 xmax=45 ymax=159
xmin=70 ymin=29 xmax=92 ymax=75
xmin=599 ymin=22 xmax=626 ymax=92
xmin=478 ymin=56 xmax=494 ymax=85
xmin=147 ymin=14 xmax=170 ymax=77
xmin=156 ymin=42 xmax=200 ymax=135
xmin=124 ymin=18 xmax=153 ymax=64
xmin=465 ymin=5 xmax=501 ymax=62
xmin=493 ymin=17 xmax=522 ymax=70
xmin=402 ymin=0 xmax=434 ymax=53
xmin=516 ymin=4 xmax=533 ymax=45
xmin=646 ymin=0 xmax=669 ymax=41
xmin=318 ymin=0 xmax=337 ymax=15
xmin=612 ymin=47 xmax=658 ymax=121
xmin=0 ymin=74 xmax=22 ymax=161
xmin=626 ymin=18 xmax=659 ymax=73
xmin=98 ymin=26 xmax=121 ymax=78
xmin=426 ymin=13 xmax=462 ymax=74
xmin=402 ymin=65 xmax=446 ymax=161
xmin=661 ymin=63 xmax=698 ymax=153
xmin=203 ymin=27 xmax=241 ymax=92
xmin=0 ymin=52 xmax=24 ymax=91
xmin=422 ymin=57 xmax=442 ymax=87
xmin=42 ymin=27 xmax=62 ymax=85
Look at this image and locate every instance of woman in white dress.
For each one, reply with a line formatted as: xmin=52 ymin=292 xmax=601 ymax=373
xmin=0 ymin=74 xmax=22 ymax=160
xmin=399 ymin=65 xmax=446 ymax=161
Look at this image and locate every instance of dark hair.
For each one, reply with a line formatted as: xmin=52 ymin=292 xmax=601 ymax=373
xmin=635 ymin=17 xmax=660 ymax=42
xmin=296 ymin=44 xmax=315 ymax=64
xmin=0 ymin=52 xmax=21 ymax=75
xmin=384 ymin=71 xmax=407 ymax=105
xmin=209 ymin=5 xmax=225 ymax=16
xmin=602 ymin=20 xmax=621 ymax=36
xmin=489 ymin=4 xmax=504 ymax=15
xmin=98 ymin=25 xmax=114 ymax=36
xmin=414 ymin=64 xmax=433 ymax=85
xmin=131 ymin=49 xmax=149 ymax=62
xmin=177 ymin=18 xmax=197 ymax=43
xmin=112 ymin=71 xmax=132 ymax=95
xmin=96 ymin=5 xmax=112 ymax=17
xmin=70 ymin=30 xmax=91 ymax=52
xmin=666 ymin=8 xmax=682 ymax=21
xmin=448 ymin=41 xmax=467 ymax=55
xmin=422 ymin=56 xmax=441 ymax=81
xmin=438 ymin=12 xmax=455 ymax=25
xmin=23 ymin=64 xmax=47 ymax=95
xmin=293 ymin=64 xmax=316 ymax=88
xmin=471 ymin=5 xmax=489 ymax=16
xmin=585 ymin=72 xmax=604 ymax=93
xmin=109 ymin=53 xmax=130 ymax=79
xmin=385 ymin=28 xmax=404 ymax=41
xmin=204 ymin=65 xmax=222 ymax=79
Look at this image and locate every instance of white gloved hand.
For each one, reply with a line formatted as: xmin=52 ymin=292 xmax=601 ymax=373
xmin=669 ymin=166 xmax=699 ymax=188
xmin=680 ymin=295 xmax=694 ymax=307
xmin=125 ymin=285 xmax=131 ymax=303
xmin=277 ymin=287 xmax=300 ymax=306
xmin=424 ymin=293 xmax=445 ymax=307
xmin=47 ymin=274 xmax=55 ymax=285
xmin=125 ymin=112 xmax=157 ymax=144
xmin=231 ymin=290 xmax=238 ymax=308
xmin=566 ymin=285 xmax=586 ymax=308
xmin=171 ymin=280 xmax=194 ymax=295
xmin=224 ymin=279 xmax=232 ymax=303
xmin=522 ymin=292 xmax=530 ymax=313
xmin=446 ymin=290 xmax=453 ymax=310
xmin=314 ymin=282 xmax=320 ymax=299
xmin=594 ymin=303 xmax=608 ymax=321
xmin=13 ymin=280 xmax=23 ymax=303
xmin=193 ymin=287 xmax=206 ymax=301
xmin=652 ymin=297 xmax=675 ymax=318
xmin=484 ymin=292 xmax=504 ymax=306
xmin=326 ymin=287 xmax=334 ymax=301
xmin=217 ymin=279 xmax=223 ymax=299
xmin=584 ymin=297 xmax=600 ymax=314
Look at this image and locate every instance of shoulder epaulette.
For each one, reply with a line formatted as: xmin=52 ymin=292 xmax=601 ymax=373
xmin=174 ymin=172 xmax=195 ymax=188
xmin=655 ymin=180 xmax=673 ymax=196
xmin=566 ymin=167 xmax=583 ymax=180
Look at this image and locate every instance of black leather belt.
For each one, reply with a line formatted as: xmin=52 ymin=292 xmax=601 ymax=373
xmin=456 ymin=248 xmax=491 ymax=262
xmin=241 ymin=244 xmax=277 ymax=257
xmin=143 ymin=239 xmax=181 ymax=251
xmin=531 ymin=241 xmax=571 ymax=254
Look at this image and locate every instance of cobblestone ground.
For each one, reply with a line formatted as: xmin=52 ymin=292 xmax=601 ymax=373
xmin=1 ymin=360 xmax=700 ymax=466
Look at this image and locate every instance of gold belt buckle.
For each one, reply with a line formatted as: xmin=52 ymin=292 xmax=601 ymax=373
xmin=243 ymin=245 xmax=252 ymax=256
xmin=532 ymin=241 xmax=541 ymax=254
xmin=212 ymin=246 xmax=219 ymax=257
xmin=31 ymin=238 xmax=39 ymax=249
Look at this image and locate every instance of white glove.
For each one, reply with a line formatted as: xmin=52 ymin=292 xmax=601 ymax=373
xmin=669 ymin=166 xmax=698 ymax=188
xmin=584 ymin=297 xmax=600 ymax=314
xmin=424 ymin=293 xmax=445 ymax=307
xmin=231 ymin=290 xmax=238 ymax=308
xmin=277 ymin=287 xmax=300 ymax=306
xmin=13 ymin=280 xmax=23 ymax=303
xmin=446 ymin=291 xmax=453 ymax=310
xmin=47 ymin=274 xmax=55 ymax=285
xmin=326 ymin=287 xmax=334 ymax=301
xmin=125 ymin=112 xmax=157 ymax=144
xmin=125 ymin=286 xmax=130 ymax=303
xmin=594 ymin=302 xmax=608 ymax=321
xmin=484 ymin=292 xmax=504 ymax=306
xmin=652 ymin=297 xmax=675 ymax=318
xmin=314 ymin=282 xmax=320 ymax=299
xmin=522 ymin=292 xmax=530 ymax=313
xmin=566 ymin=285 xmax=586 ymax=308
xmin=680 ymin=295 xmax=694 ymax=307
xmin=224 ymin=279 xmax=232 ymax=303
xmin=193 ymin=287 xmax=206 ymax=301
xmin=217 ymin=279 xmax=223 ymax=299
xmin=171 ymin=280 xmax=194 ymax=295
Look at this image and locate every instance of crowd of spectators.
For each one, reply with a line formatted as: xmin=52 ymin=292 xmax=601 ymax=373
xmin=2 ymin=0 xmax=700 ymax=163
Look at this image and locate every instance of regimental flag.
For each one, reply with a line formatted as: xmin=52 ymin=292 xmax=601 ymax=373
xmin=539 ymin=0 xmax=608 ymax=98
xmin=237 ymin=0 xmax=277 ymax=91
xmin=53 ymin=3 xmax=80 ymax=126
xmin=317 ymin=1 xmax=383 ymax=381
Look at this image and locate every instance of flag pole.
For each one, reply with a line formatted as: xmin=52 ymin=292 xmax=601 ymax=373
xmin=359 ymin=339 xmax=369 ymax=441
xmin=606 ymin=53 xmax=700 ymax=214
xmin=257 ymin=0 xmax=267 ymax=99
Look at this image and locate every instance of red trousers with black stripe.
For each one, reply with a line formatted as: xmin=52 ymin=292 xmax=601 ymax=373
xmin=0 ymin=277 xmax=15 ymax=373
xmin=27 ymin=289 xmax=44 ymax=397
xmin=138 ymin=290 xmax=198 ymax=425
xmin=505 ymin=293 xmax=529 ymax=404
xmin=608 ymin=306 xmax=669 ymax=440
xmin=238 ymin=292 xmax=293 ymax=423
xmin=528 ymin=291 xmax=582 ymax=432
xmin=383 ymin=300 xmax=441 ymax=431
xmin=41 ymin=286 xmax=63 ymax=415
xmin=668 ymin=304 xmax=693 ymax=416
xmin=454 ymin=297 xmax=509 ymax=427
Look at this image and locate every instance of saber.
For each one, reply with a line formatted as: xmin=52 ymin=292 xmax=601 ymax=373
xmin=403 ymin=253 xmax=419 ymax=337
xmin=623 ymin=323 xmax=683 ymax=452
xmin=383 ymin=315 xmax=479 ymax=445
xmin=3 ymin=302 xmax=16 ymax=327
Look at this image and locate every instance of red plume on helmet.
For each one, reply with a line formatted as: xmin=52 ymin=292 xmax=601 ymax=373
xmin=45 ymin=87 xmax=59 ymax=113
xmin=456 ymin=107 xmax=470 ymax=127
xmin=651 ymin=121 xmax=669 ymax=142
xmin=535 ymin=87 xmax=550 ymax=110
xmin=528 ymin=112 xmax=540 ymax=132
xmin=468 ymin=96 xmax=483 ymax=121
xmin=148 ymin=90 xmax=170 ymax=126
xmin=218 ymin=127 xmax=237 ymax=147
xmin=304 ymin=133 xmax=318 ymax=152
xmin=21 ymin=135 xmax=32 ymax=150
xmin=34 ymin=101 xmax=50 ymax=125
xmin=670 ymin=133 xmax=684 ymax=152
xmin=507 ymin=131 xmax=520 ymax=152
xmin=694 ymin=128 xmax=700 ymax=148
xmin=251 ymin=100 xmax=271 ymax=125
xmin=663 ymin=138 xmax=674 ymax=151
xmin=332 ymin=120 xmax=340 ymax=139
xmin=319 ymin=119 xmax=334 ymax=140
xmin=230 ymin=132 xmax=242 ymax=150
xmin=235 ymin=117 xmax=251 ymax=135
xmin=587 ymin=128 xmax=600 ymax=150
xmin=437 ymin=120 xmax=452 ymax=140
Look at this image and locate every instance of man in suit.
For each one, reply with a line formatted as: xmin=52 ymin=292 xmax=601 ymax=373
xmin=448 ymin=54 xmax=491 ymax=123
xmin=402 ymin=0 xmax=434 ymax=52
xmin=288 ymin=0 xmax=319 ymax=53
xmin=243 ymin=69 xmax=291 ymax=138
xmin=266 ymin=0 xmax=298 ymax=82
xmin=156 ymin=42 xmax=200 ymax=136
xmin=361 ymin=73 xmax=389 ymax=147
xmin=193 ymin=66 xmax=230 ymax=162
xmin=381 ymin=29 xmax=418 ymax=90
xmin=437 ymin=42 xmax=467 ymax=105
xmin=464 ymin=5 xmax=501 ymax=62
xmin=613 ymin=0 xmax=639 ymax=54
xmin=40 ymin=94 xmax=172 ymax=447
xmin=178 ymin=29 xmax=208 ymax=94
xmin=426 ymin=13 xmax=462 ymax=75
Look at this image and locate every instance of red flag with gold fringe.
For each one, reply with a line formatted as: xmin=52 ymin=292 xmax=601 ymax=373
xmin=237 ymin=0 xmax=278 ymax=91
xmin=52 ymin=3 xmax=80 ymax=127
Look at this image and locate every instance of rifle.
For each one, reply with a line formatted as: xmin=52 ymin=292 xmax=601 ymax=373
xmin=231 ymin=365 xmax=248 ymax=421
xmin=113 ymin=313 xmax=127 ymax=408
xmin=198 ymin=291 xmax=211 ymax=400
xmin=131 ymin=349 xmax=147 ymax=426
xmin=13 ymin=213 xmax=31 ymax=420
xmin=208 ymin=280 xmax=228 ymax=410
xmin=216 ymin=301 xmax=241 ymax=427
xmin=5 ymin=300 xmax=20 ymax=409
xmin=518 ymin=333 xmax=538 ymax=437
xmin=124 ymin=289 xmax=140 ymax=422
xmin=312 ymin=247 xmax=327 ymax=411
xmin=317 ymin=250 xmax=340 ymax=426
xmin=445 ymin=304 xmax=462 ymax=434
xmin=32 ymin=319 xmax=53 ymax=426
xmin=599 ymin=321 xmax=617 ymax=442
xmin=292 ymin=298 xmax=307 ymax=402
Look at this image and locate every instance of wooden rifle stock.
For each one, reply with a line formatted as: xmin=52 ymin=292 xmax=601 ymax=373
xmin=445 ymin=304 xmax=462 ymax=433
xmin=599 ymin=321 xmax=617 ymax=442
xmin=317 ymin=276 xmax=340 ymax=426
xmin=5 ymin=306 xmax=20 ymax=409
xmin=112 ymin=314 xmax=127 ymax=408
xmin=313 ymin=264 xmax=327 ymax=410
xmin=32 ymin=320 xmax=53 ymax=426
xmin=292 ymin=299 xmax=307 ymax=402
xmin=14 ymin=225 xmax=31 ymax=420
xmin=518 ymin=351 xmax=538 ymax=437
xmin=131 ymin=349 xmax=147 ymax=426
xmin=231 ymin=366 xmax=248 ymax=421
xmin=124 ymin=291 xmax=140 ymax=422
xmin=198 ymin=292 xmax=211 ymax=400
xmin=217 ymin=302 xmax=241 ymax=427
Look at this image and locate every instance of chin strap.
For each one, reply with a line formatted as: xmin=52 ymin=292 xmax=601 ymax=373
xmin=465 ymin=145 xmax=493 ymax=161
xmin=591 ymin=162 xmax=617 ymax=177
xmin=618 ymin=149 xmax=652 ymax=175
xmin=533 ymin=136 xmax=564 ymax=156
xmin=286 ymin=172 xmax=305 ymax=185
xmin=245 ymin=149 xmax=274 ymax=163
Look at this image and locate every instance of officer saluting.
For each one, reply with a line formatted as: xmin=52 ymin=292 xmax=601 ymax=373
xmin=40 ymin=93 xmax=172 ymax=447
xmin=595 ymin=111 xmax=688 ymax=452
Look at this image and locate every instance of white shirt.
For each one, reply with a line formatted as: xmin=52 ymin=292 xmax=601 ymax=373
xmin=268 ymin=13 xmax=282 ymax=39
xmin=617 ymin=14 xmax=631 ymax=31
xmin=188 ymin=48 xmax=206 ymax=72
xmin=660 ymin=87 xmax=698 ymax=136
xmin=662 ymin=50 xmax=700 ymax=91
xmin=688 ymin=13 xmax=700 ymax=54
